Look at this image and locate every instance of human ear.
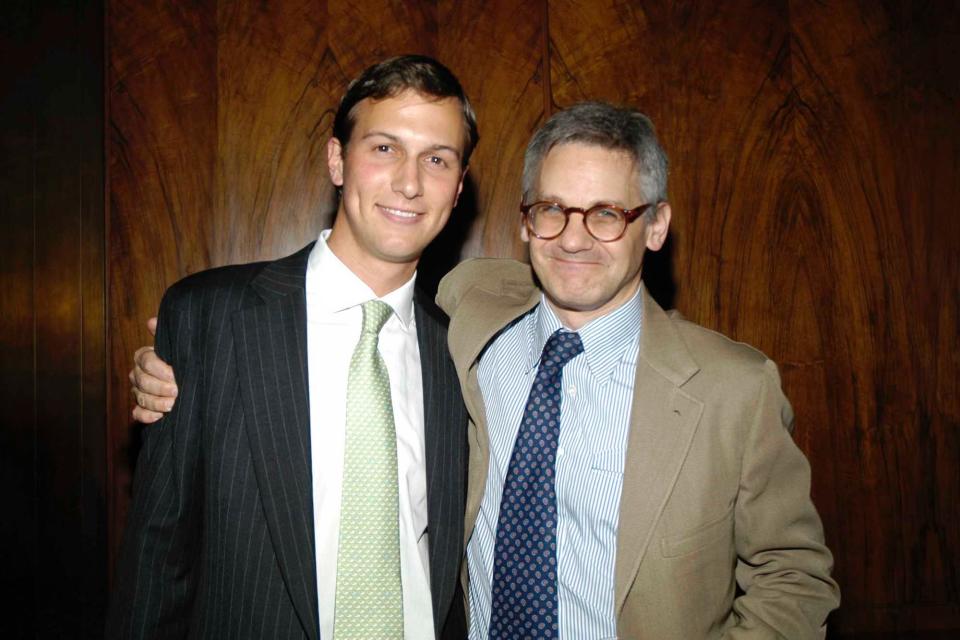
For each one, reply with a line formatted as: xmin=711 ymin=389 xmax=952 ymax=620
xmin=327 ymin=137 xmax=345 ymax=187
xmin=452 ymin=167 xmax=467 ymax=208
xmin=520 ymin=203 xmax=530 ymax=244
xmin=645 ymin=202 xmax=671 ymax=251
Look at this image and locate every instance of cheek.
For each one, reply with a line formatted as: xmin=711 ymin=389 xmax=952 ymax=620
xmin=430 ymin=173 xmax=463 ymax=200
xmin=526 ymin=242 xmax=548 ymax=267
xmin=346 ymin=161 xmax=387 ymax=195
xmin=610 ymin=244 xmax=644 ymax=278
xmin=423 ymin=177 xmax=464 ymax=219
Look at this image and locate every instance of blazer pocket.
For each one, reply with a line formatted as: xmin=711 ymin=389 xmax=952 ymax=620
xmin=660 ymin=506 xmax=734 ymax=558
xmin=591 ymin=448 xmax=627 ymax=474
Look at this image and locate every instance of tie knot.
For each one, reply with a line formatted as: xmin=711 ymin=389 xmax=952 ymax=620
xmin=540 ymin=329 xmax=583 ymax=370
xmin=361 ymin=300 xmax=393 ymax=336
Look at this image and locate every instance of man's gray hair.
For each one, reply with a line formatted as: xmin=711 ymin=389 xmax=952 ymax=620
xmin=522 ymin=101 xmax=669 ymax=207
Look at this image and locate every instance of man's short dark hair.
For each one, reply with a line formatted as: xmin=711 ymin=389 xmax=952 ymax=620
xmin=332 ymin=55 xmax=479 ymax=167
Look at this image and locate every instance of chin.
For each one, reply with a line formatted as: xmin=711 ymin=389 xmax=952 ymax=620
xmin=548 ymin=291 xmax=601 ymax=313
xmin=375 ymin=236 xmax=430 ymax=260
xmin=377 ymin=249 xmax=424 ymax=266
xmin=549 ymin=282 xmax=599 ymax=305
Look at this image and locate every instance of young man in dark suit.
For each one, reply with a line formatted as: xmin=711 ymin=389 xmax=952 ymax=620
xmin=108 ymin=55 xmax=475 ymax=640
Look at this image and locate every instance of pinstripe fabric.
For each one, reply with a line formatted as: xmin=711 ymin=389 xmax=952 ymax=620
xmin=107 ymin=243 xmax=468 ymax=640
xmin=468 ymin=291 xmax=642 ymax=639
xmin=415 ymin=288 xmax=470 ymax=638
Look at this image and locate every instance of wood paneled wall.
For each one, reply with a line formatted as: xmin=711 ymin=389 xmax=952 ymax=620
xmin=0 ymin=0 xmax=106 ymax=636
xmin=107 ymin=1 xmax=959 ymax=636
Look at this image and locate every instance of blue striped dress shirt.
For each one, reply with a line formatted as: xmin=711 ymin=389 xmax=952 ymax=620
xmin=468 ymin=288 xmax=643 ymax=639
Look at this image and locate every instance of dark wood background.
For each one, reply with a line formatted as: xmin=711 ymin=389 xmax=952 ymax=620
xmin=2 ymin=0 xmax=957 ymax=637
xmin=0 ymin=0 xmax=106 ymax=637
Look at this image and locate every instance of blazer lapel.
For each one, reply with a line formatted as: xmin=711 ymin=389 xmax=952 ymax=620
xmin=445 ymin=268 xmax=540 ymax=541
xmin=233 ymin=245 xmax=319 ymax=640
xmin=614 ymin=289 xmax=703 ymax=616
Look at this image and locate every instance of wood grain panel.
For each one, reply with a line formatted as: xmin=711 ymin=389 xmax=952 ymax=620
xmin=107 ymin=0 xmax=218 ymax=566
xmin=215 ymin=0 xmax=336 ymax=265
xmin=437 ymin=0 xmax=546 ymax=268
xmin=328 ymin=0 xmax=437 ymax=75
xmin=789 ymin=1 xmax=960 ymax=633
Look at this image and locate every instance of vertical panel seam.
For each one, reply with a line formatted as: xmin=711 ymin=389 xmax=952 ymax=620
xmin=542 ymin=0 xmax=552 ymax=118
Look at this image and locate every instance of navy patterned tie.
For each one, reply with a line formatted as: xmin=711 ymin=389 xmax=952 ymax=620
xmin=489 ymin=329 xmax=584 ymax=639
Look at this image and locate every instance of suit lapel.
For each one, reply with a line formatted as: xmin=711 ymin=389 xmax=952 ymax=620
xmin=415 ymin=290 xmax=467 ymax=633
xmin=613 ymin=289 xmax=703 ymax=616
xmin=233 ymin=245 xmax=319 ymax=640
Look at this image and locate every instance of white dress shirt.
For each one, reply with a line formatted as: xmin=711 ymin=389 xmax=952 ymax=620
xmin=305 ymin=229 xmax=433 ymax=639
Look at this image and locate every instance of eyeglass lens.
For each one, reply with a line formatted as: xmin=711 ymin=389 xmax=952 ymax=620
xmin=528 ymin=203 xmax=626 ymax=241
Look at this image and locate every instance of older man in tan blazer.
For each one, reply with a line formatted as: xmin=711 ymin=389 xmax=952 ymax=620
xmin=436 ymin=102 xmax=839 ymax=639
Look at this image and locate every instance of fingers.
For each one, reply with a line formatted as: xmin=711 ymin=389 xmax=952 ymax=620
xmin=132 ymin=404 xmax=165 ymax=424
xmin=136 ymin=346 xmax=176 ymax=384
xmin=131 ymin=379 xmax=176 ymax=410
xmin=130 ymin=316 xmax=175 ymax=424
xmin=130 ymin=346 xmax=178 ymax=418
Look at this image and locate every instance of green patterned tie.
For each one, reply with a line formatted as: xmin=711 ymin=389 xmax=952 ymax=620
xmin=334 ymin=300 xmax=403 ymax=639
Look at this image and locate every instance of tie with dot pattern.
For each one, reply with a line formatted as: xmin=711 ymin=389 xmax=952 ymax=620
xmin=488 ymin=329 xmax=584 ymax=639
xmin=334 ymin=300 xmax=403 ymax=639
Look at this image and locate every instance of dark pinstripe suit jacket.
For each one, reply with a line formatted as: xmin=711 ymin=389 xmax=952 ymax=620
xmin=107 ymin=244 xmax=468 ymax=639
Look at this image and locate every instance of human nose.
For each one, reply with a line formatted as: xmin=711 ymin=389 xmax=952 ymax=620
xmin=392 ymin=156 xmax=423 ymax=199
xmin=557 ymin=211 xmax=594 ymax=252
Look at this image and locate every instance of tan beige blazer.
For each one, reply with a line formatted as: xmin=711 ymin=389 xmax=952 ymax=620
xmin=437 ymin=258 xmax=840 ymax=639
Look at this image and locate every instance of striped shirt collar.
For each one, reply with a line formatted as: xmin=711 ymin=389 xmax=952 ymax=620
xmin=525 ymin=285 xmax=644 ymax=383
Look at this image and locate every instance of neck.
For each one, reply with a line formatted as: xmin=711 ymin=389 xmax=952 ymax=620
xmin=326 ymin=231 xmax=417 ymax=298
xmin=547 ymin=278 xmax=642 ymax=331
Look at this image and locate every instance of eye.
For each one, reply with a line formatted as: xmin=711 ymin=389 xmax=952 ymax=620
xmin=374 ymin=144 xmax=392 ymax=153
xmin=535 ymin=203 xmax=565 ymax=216
xmin=591 ymin=206 xmax=623 ymax=220
xmin=426 ymin=155 xmax=448 ymax=167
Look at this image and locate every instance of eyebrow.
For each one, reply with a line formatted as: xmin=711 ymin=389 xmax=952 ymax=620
xmin=361 ymin=131 xmax=463 ymax=159
xmin=536 ymin=194 xmax=630 ymax=208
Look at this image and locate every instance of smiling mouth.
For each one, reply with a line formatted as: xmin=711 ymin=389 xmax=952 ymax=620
xmin=378 ymin=205 xmax=421 ymax=219
xmin=552 ymin=256 xmax=600 ymax=267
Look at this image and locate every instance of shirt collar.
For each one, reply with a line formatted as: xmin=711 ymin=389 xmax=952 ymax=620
xmin=306 ymin=229 xmax=416 ymax=328
xmin=524 ymin=286 xmax=643 ymax=383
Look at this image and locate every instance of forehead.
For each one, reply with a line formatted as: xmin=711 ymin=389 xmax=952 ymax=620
xmin=536 ymin=142 xmax=641 ymax=204
xmin=350 ymin=90 xmax=467 ymax=152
